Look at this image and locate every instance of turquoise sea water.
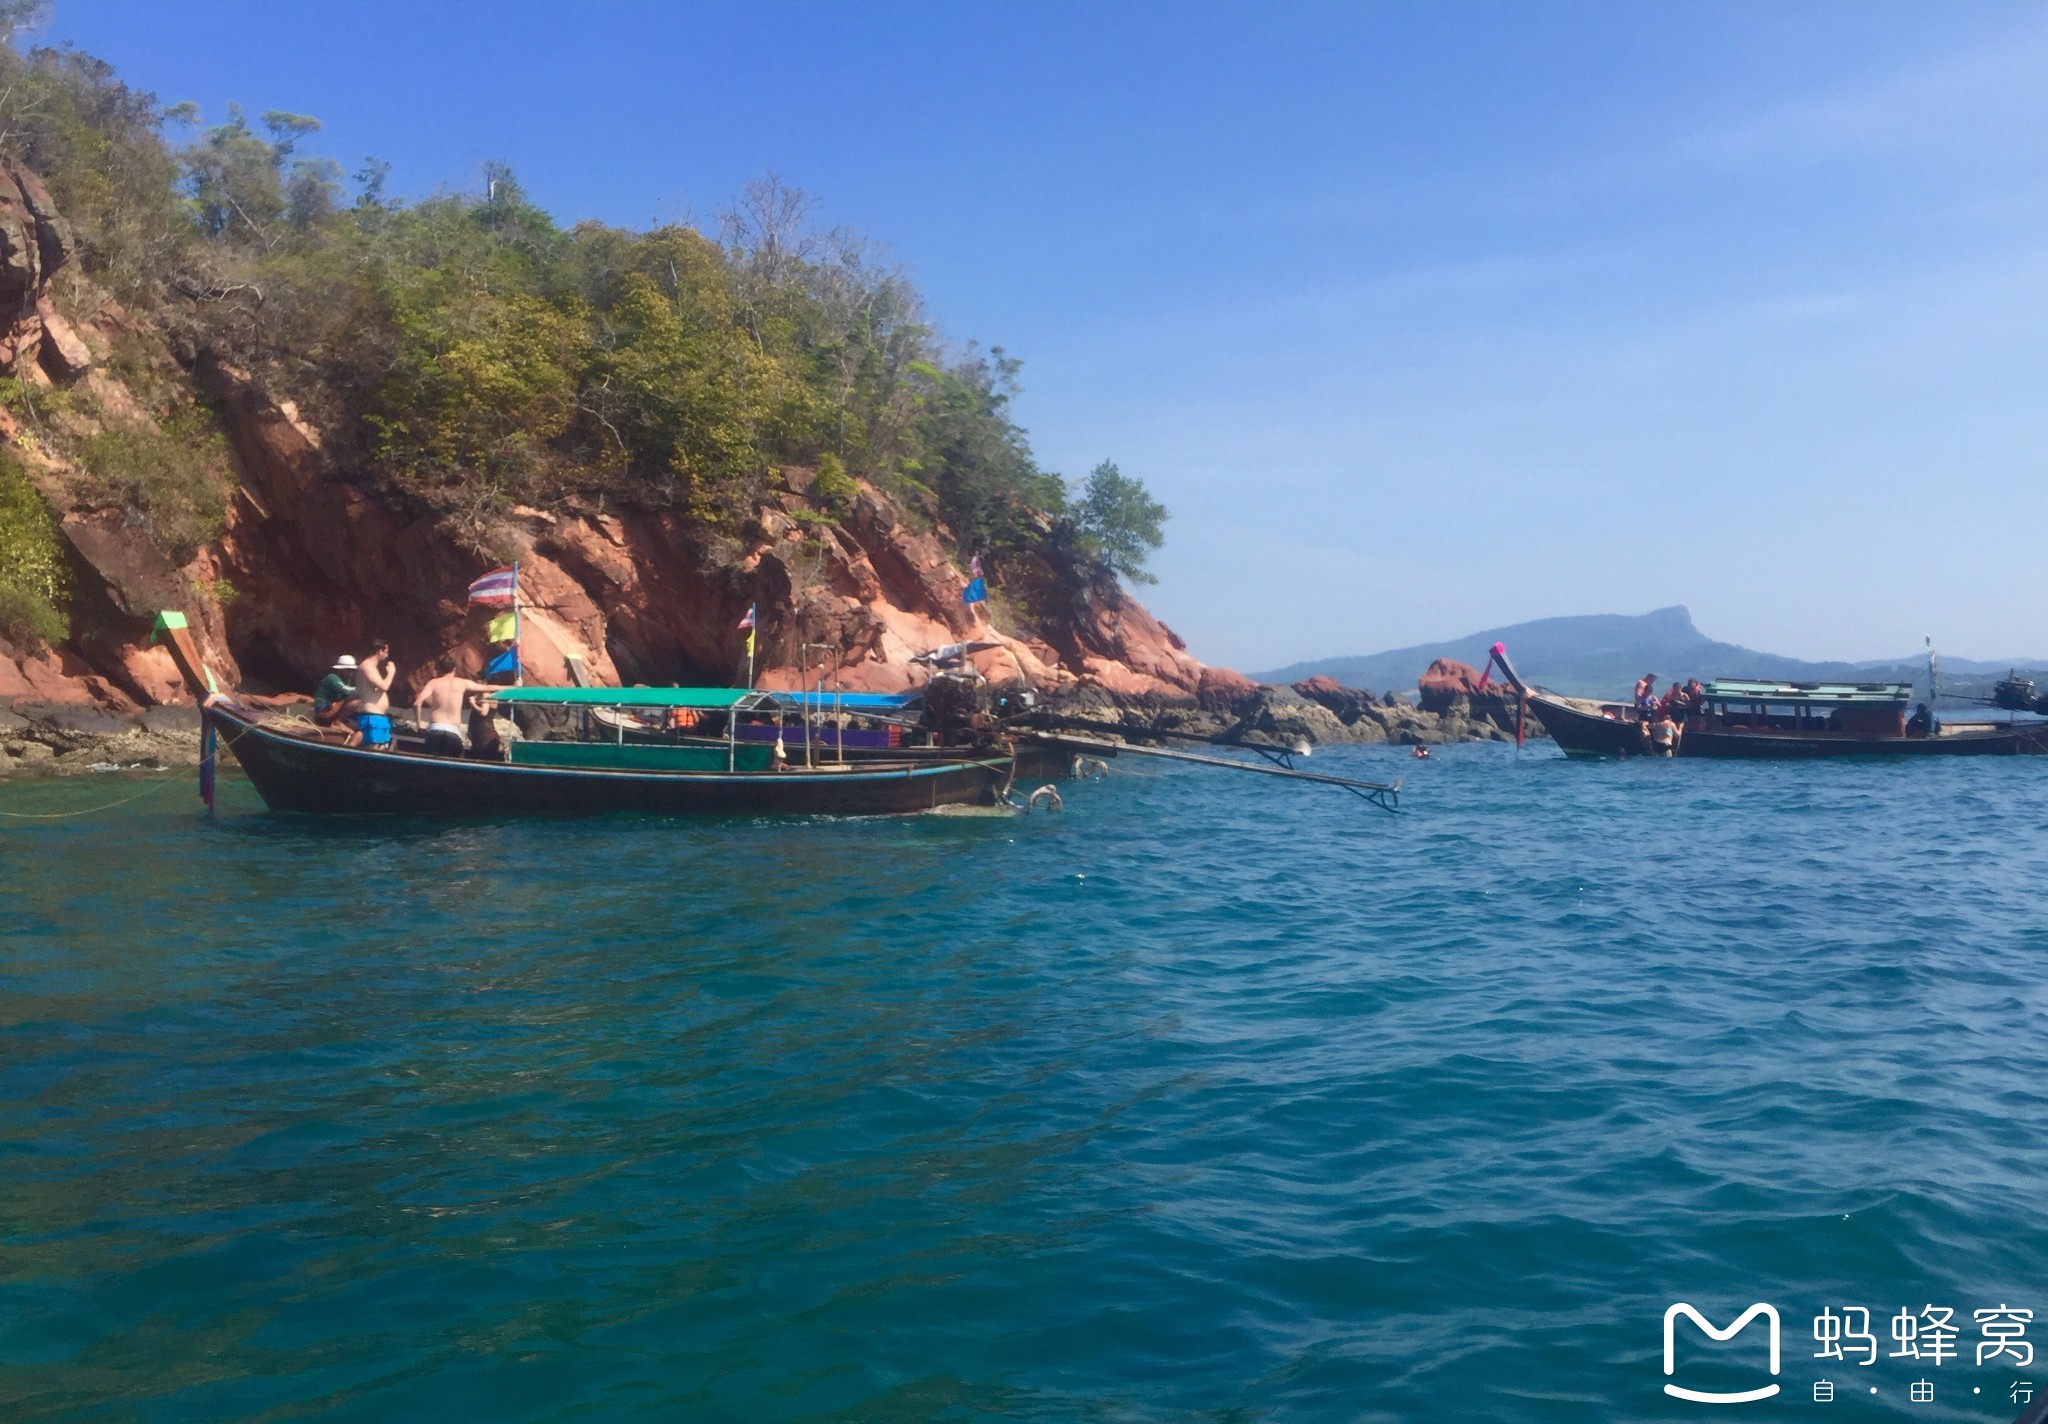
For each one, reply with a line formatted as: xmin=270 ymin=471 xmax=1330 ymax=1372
xmin=4 ymin=744 xmax=2048 ymax=1423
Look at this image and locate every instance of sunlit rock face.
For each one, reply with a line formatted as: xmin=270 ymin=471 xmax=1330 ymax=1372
xmin=0 ymin=162 xmax=1242 ymax=713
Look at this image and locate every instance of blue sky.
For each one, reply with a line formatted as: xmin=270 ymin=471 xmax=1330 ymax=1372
xmin=38 ymin=2 xmax=2048 ymax=669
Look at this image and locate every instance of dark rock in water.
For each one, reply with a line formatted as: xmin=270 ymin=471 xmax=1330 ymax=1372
xmin=1292 ymin=677 xmax=1381 ymax=726
xmin=1410 ymin=657 xmax=1541 ymax=740
xmin=1418 ymin=657 xmax=1489 ymax=712
xmin=1031 ymin=675 xmax=1543 ymax=751
xmin=1367 ymin=698 xmax=1436 ymax=745
xmin=1224 ymin=685 xmax=1349 ymax=747
xmin=138 ymin=705 xmax=202 ymax=733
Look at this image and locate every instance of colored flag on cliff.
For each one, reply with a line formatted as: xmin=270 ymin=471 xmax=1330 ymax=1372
xmin=486 ymin=611 xmax=517 ymax=644
xmin=467 ymin=566 xmax=518 ymax=606
xmin=738 ymin=603 xmax=756 ymax=659
xmin=961 ymin=577 xmax=987 ymax=605
xmin=484 ymin=646 xmax=519 ymax=679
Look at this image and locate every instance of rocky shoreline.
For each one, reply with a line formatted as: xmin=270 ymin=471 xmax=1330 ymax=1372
xmin=0 ymin=676 xmax=1543 ymax=783
xmin=1035 ymin=678 xmax=1543 ymax=750
xmin=0 ymin=701 xmax=205 ymax=778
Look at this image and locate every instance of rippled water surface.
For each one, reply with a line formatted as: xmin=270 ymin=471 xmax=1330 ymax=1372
xmin=5 ymin=745 xmax=2048 ymax=1422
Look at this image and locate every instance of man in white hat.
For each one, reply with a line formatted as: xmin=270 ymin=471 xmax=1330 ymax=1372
xmin=313 ymin=654 xmax=364 ymax=744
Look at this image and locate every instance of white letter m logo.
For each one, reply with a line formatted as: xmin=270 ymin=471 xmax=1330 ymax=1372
xmin=1664 ymin=1302 xmax=1781 ymax=1404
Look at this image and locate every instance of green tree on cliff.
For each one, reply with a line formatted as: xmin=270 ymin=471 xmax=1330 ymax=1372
xmin=1071 ymin=460 xmax=1169 ymax=585
xmin=179 ymin=104 xmax=340 ymax=243
xmin=908 ymin=347 xmax=1065 ymax=561
xmin=0 ymin=37 xmax=189 ymax=306
xmin=0 ymin=452 xmax=68 ymax=648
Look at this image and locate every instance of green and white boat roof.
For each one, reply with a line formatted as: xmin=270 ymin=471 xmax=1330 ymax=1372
xmin=487 ymin=686 xmax=921 ymax=712
xmin=491 ymin=686 xmax=776 ymax=710
xmin=1701 ymin=679 xmax=1912 ymax=706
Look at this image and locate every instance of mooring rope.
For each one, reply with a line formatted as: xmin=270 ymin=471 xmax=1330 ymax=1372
xmin=0 ymin=707 xmax=244 ymax=822
xmin=0 ymin=772 xmax=190 ymax=820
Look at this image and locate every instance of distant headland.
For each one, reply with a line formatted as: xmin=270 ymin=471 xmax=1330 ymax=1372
xmin=1258 ymin=606 xmax=2043 ymax=700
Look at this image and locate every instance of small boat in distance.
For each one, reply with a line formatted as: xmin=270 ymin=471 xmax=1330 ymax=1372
xmin=1481 ymin=646 xmax=2048 ymax=759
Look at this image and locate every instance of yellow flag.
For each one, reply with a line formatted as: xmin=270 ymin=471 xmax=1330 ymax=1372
xmin=744 ymin=630 xmax=756 ymax=659
xmin=487 ymin=611 xmax=516 ymax=643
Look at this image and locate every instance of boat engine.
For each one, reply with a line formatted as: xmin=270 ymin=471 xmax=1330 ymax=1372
xmin=919 ymin=672 xmax=996 ymax=746
xmin=1991 ymin=673 xmax=2043 ymax=713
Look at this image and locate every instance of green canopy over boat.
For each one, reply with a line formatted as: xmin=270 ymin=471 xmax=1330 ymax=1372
xmin=490 ymin=686 xmax=773 ymax=709
xmin=1700 ymin=680 xmax=1912 ymax=707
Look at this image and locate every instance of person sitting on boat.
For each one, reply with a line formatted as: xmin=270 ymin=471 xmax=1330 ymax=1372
xmin=355 ymin=639 xmax=397 ymax=750
xmin=313 ymin=654 xmax=364 ymax=744
xmin=414 ymin=655 xmax=499 ymax=758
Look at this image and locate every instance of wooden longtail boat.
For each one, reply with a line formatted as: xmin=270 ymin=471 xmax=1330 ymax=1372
xmin=203 ymin=688 xmax=1014 ymax=817
xmin=1484 ymin=650 xmax=2048 ymax=758
xmin=1526 ymin=688 xmax=2048 ymax=758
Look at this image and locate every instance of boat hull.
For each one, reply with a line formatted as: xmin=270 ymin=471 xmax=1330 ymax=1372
xmin=1527 ymin=694 xmax=2048 ymax=760
xmin=208 ymin=705 xmax=1012 ymax=816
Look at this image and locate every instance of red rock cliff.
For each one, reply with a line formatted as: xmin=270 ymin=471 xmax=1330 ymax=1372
xmin=0 ymin=163 xmax=1240 ymax=710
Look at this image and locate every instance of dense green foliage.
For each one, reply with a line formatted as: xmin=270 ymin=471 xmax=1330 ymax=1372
xmin=1072 ymin=460 xmax=1169 ymax=586
xmin=0 ymin=451 xmax=68 ymax=648
xmin=0 ymin=24 xmax=1170 ymax=587
xmin=0 ymin=28 xmax=186 ymax=308
xmin=76 ymin=414 xmax=228 ymax=564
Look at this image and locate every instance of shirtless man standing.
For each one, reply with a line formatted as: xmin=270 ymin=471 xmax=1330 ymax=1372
xmin=355 ymin=639 xmax=397 ymax=750
xmin=414 ymin=654 xmax=497 ymax=757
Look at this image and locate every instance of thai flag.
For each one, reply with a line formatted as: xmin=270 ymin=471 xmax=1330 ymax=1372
xmin=467 ymin=566 xmax=519 ymax=606
xmin=969 ymin=554 xmax=983 ymax=579
xmin=737 ymin=603 xmax=756 ymax=630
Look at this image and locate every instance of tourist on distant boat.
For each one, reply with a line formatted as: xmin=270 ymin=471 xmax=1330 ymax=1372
xmin=1634 ymin=672 xmax=1659 ymax=715
xmin=414 ymin=654 xmax=497 ymax=757
xmin=313 ymin=654 xmax=363 ymax=744
xmin=465 ymin=691 xmax=505 ymax=761
xmin=1649 ymin=710 xmax=1681 ymax=756
xmin=355 ymin=638 xmax=397 ymax=750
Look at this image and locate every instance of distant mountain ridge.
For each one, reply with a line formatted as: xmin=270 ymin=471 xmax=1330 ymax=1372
xmin=1256 ymin=607 xmax=2039 ymax=700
